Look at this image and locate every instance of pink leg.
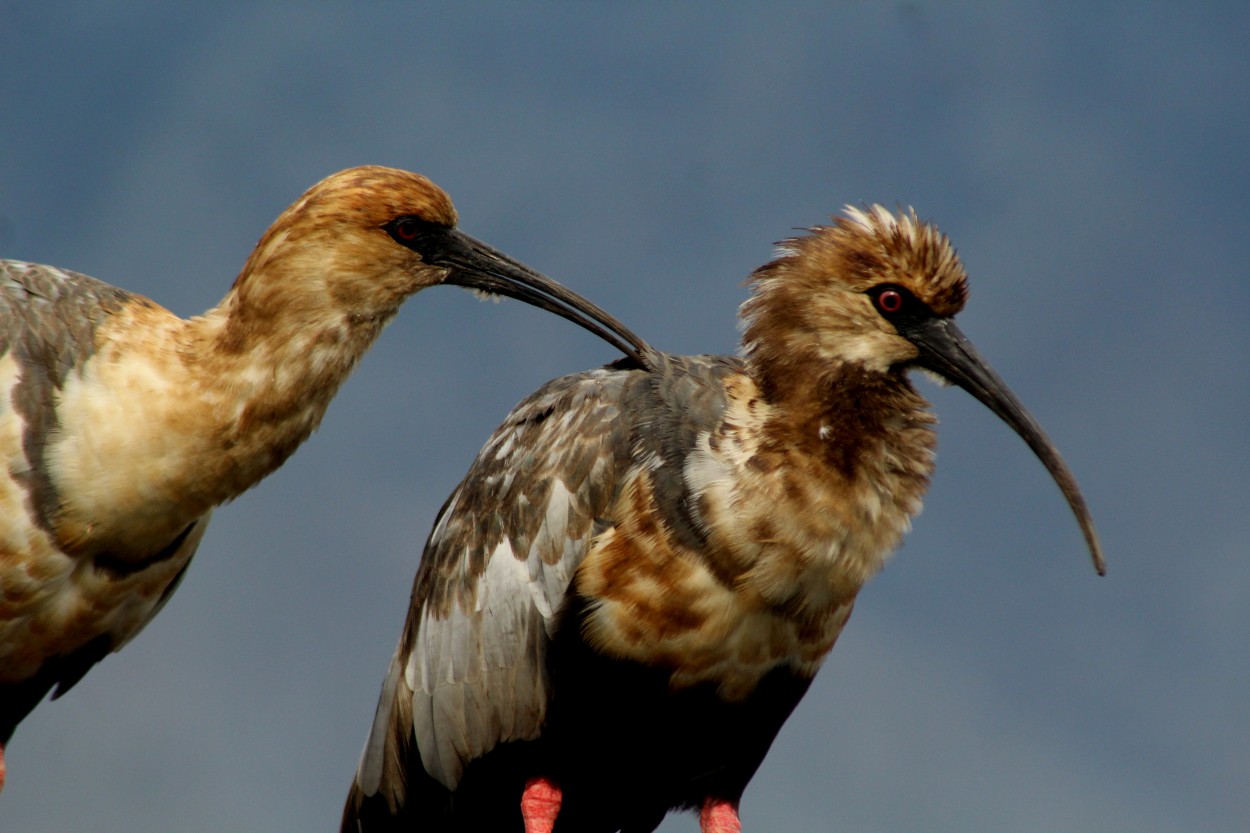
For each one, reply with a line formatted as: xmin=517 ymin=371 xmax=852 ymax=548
xmin=0 ymin=743 xmax=6 ymax=793
xmin=521 ymin=776 xmax=562 ymax=833
xmin=700 ymin=797 xmax=741 ymax=833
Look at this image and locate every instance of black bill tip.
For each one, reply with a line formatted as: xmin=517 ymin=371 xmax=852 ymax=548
xmin=907 ymin=317 xmax=1106 ymax=576
xmin=406 ymin=226 xmax=654 ymax=370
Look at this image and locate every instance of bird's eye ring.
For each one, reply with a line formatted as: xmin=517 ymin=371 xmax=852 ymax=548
xmin=876 ymin=289 xmax=903 ymax=314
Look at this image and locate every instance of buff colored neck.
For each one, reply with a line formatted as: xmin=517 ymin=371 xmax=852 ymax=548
xmin=46 ymin=278 xmax=396 ymax=557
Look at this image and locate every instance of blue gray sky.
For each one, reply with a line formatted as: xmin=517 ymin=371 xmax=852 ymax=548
xmin=1 ymin=3 xmax=1246 ymax=832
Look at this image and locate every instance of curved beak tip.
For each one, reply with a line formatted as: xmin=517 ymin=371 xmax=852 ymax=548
xmin=911 ymin=318 xmax=1106 ymax=577
xmin=1088 ymin=535 xmax=1108 ymax=577
xmin=423 ymin=228 xmax=654 ymax=368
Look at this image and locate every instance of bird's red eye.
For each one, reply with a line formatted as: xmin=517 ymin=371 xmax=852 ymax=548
xmin=877 ymin=289 xmax=903 ymax=314
xmin=387 ymin=216 xmax=447 ymax=248
xmin=393 ymin=219 xmax=421 ymax=241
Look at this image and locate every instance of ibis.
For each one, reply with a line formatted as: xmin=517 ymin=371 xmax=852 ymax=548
xmin=0 ymin=165 xmax=649 ymax=792
xmin=341 ymin=205 xmax=1104 ymax=833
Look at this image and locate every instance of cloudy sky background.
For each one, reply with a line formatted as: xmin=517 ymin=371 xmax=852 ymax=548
xmin=2 ymin=3 xmax=1246 ymax=831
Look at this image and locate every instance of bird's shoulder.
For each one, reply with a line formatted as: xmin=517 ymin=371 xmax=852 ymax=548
xmin=410 ymin=352 xmax=741 ymax=618
xmin=410 ymin=361 xmax=647 ymax=625
xmin=0 ymin=260 xmax=143 ymax=379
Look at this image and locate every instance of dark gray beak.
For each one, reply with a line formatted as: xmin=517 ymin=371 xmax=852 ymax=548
xmin=412 ymin=227 xmax=653 ymax=369
xmin=907 ymin=317 xmax=1106 ymax=575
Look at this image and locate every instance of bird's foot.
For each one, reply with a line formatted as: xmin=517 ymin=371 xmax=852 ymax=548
xmin=700 ymin=797 xmax=741 ymax=833
xmin=521 ymin=776 xmax=562 ymax=833
xmin=0 ymin=742 xmax=6 ymax=793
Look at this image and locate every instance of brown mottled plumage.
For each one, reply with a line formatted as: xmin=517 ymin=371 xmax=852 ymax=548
xmin=343 ymin=206 xmax=1103 ymax=832
xmin=0 ymin=166 xmax=648 ymax=792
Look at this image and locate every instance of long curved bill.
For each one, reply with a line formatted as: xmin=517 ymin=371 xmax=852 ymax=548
xmin=414 ymin=227 xmax=653 ymax=369
xmin=909 ymin=317 xmax=1106 ymax=576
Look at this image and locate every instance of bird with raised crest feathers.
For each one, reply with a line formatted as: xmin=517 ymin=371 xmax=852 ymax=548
xmin=0 ymin=165 xmax=649 ymax=793
xmin=341 ymin=204 xmax=1105 ymax=833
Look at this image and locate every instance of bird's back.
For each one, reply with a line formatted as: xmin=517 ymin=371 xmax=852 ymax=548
xmin=0 ymin=260 xmax=208 ymax=740
xmin=343 ymin=352 xmax=834 ymax=831
xmin=345 ymin=356 xmax=657 ymax=829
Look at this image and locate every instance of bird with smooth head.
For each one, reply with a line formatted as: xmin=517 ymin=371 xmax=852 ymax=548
xmin=0 ymin=165 xmax=649 ymax=793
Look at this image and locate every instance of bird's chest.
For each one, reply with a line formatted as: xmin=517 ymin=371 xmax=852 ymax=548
xmin=574 ymin=392 xmax=932 ymax=701
xmin=574 ymin=475 xmax=876 ymax=701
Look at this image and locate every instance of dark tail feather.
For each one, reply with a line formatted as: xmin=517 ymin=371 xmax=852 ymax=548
xmin=340 ymin=782 xmax=406 ymax=833
xmin=2 ymin=634 xmax=113 ymax=745
xmin=340 ymin=750 xmax=540 ymax=833
xmin=340 ymin=765 xmax=455 ymax=833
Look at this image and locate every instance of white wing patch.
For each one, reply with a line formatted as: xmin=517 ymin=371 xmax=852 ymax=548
xmin=528 ymin=479 xmax=573 ymax=625
xmin=352 ymin=368 xmax=636 ymax=804
xmin=405 ymin=479 xmax=581 ymax=789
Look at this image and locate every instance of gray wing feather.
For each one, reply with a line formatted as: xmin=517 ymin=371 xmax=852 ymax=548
xmin=0 ymin=259 xmax=133 ymax=375
xmin=352 ymin=354 xmax=744 ymax=813
xmin=355 ymin=365 xmax=642 ymax=803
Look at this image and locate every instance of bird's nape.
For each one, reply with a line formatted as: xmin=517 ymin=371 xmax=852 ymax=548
xmin=905 ymin=314 xmax=1105 ymax=575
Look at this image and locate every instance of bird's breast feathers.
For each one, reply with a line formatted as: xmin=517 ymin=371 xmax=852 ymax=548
xmin=575 ymin=376 xmax=929 ymax=700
